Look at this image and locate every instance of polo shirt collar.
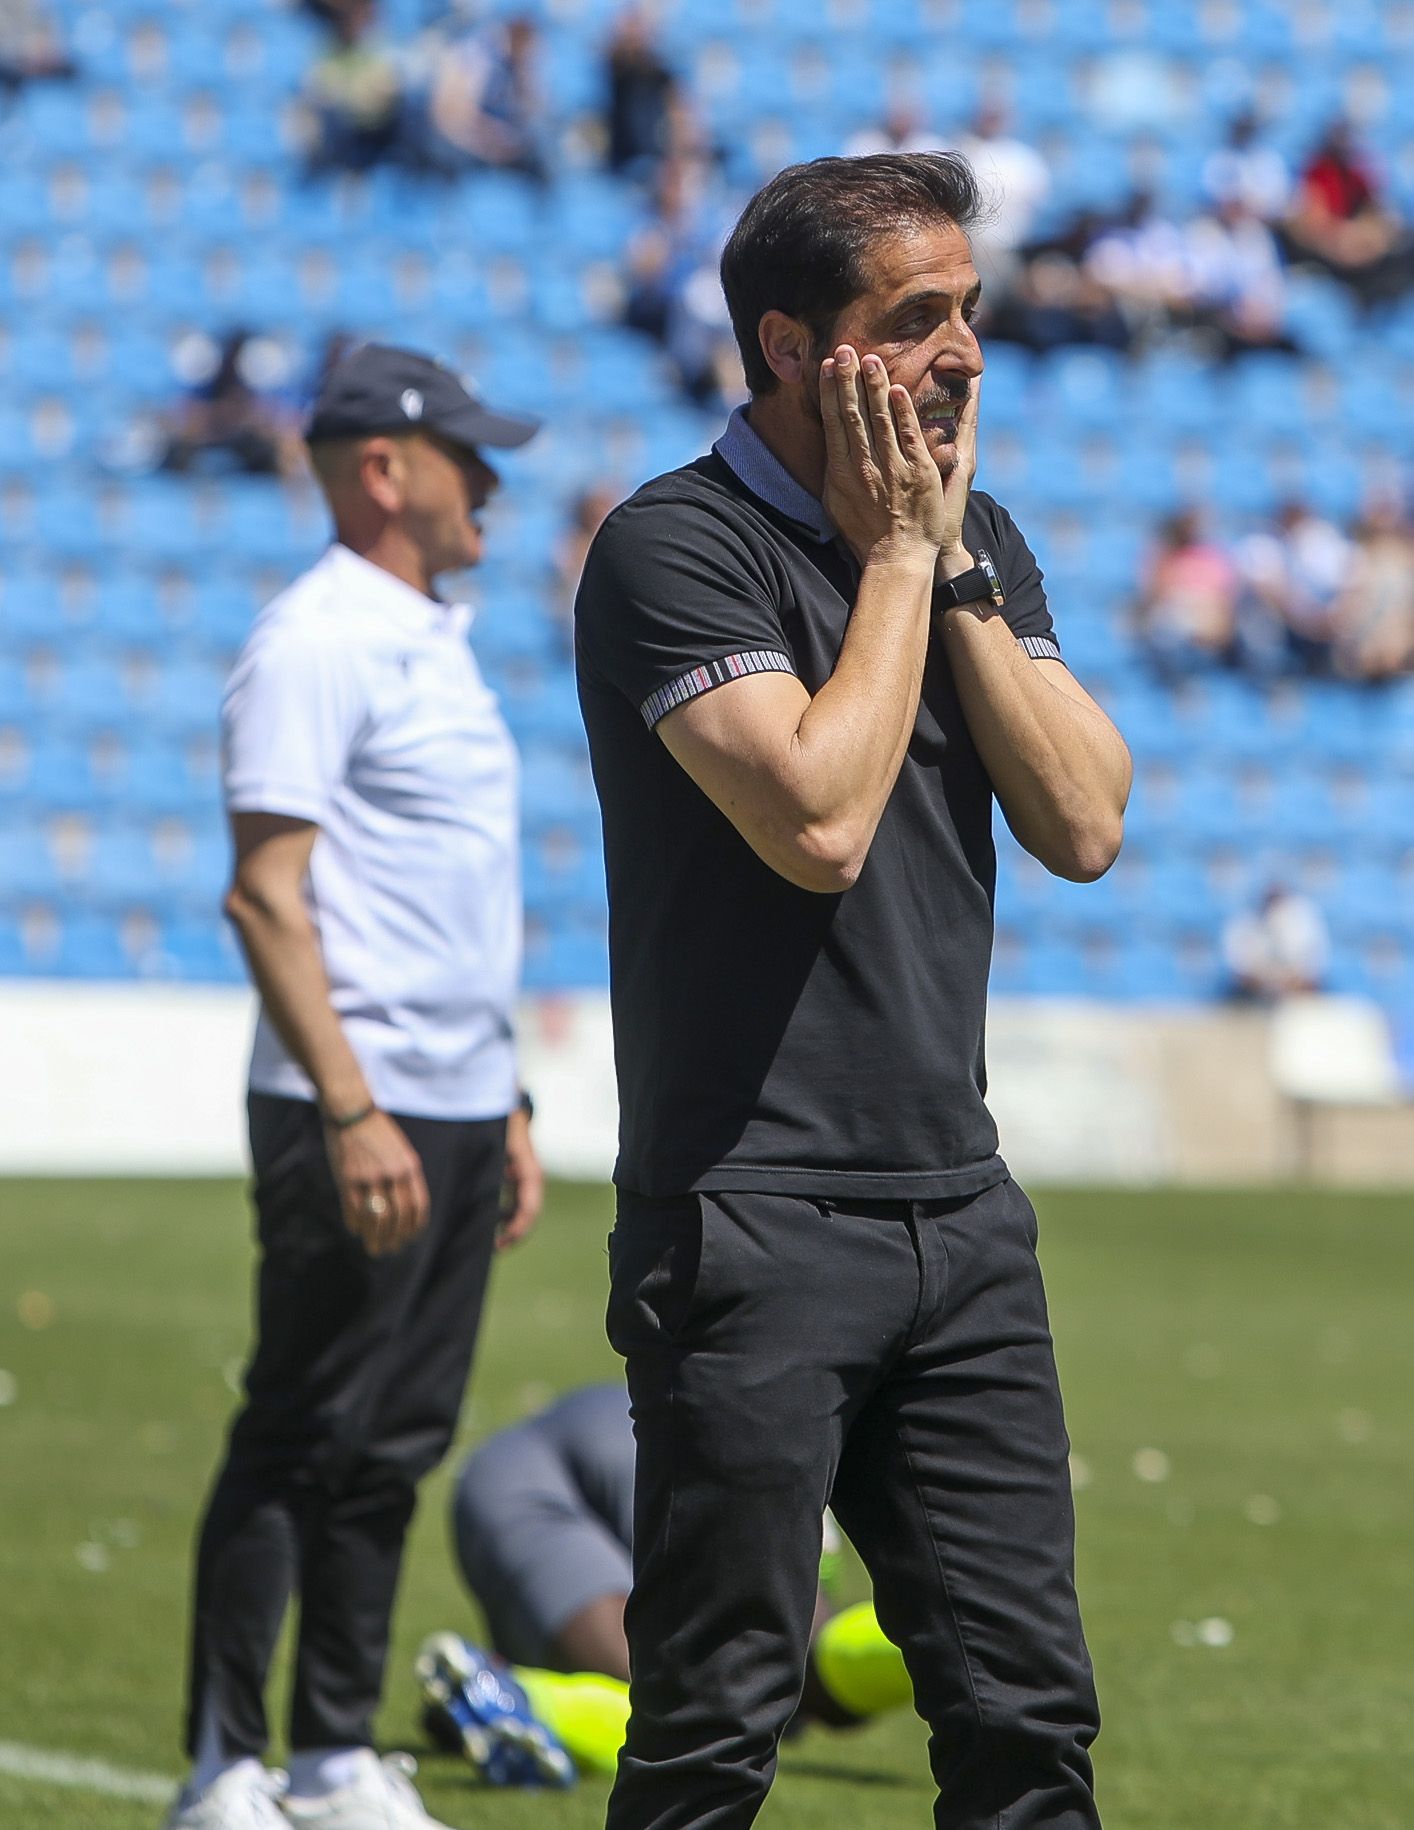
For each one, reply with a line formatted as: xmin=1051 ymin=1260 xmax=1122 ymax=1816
xmin=713 ymin=405 xmax=835 ymax=545
xmin=327 ymin=542 xmax=472 ymax=636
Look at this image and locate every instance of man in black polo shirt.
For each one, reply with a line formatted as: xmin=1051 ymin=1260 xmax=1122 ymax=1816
xmin=574 ymin=152 xmax=1131 ymax=1830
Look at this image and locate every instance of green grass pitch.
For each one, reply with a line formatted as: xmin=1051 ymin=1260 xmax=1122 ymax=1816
xmin=1 ymin=1178 xmax=1410 ymax=1829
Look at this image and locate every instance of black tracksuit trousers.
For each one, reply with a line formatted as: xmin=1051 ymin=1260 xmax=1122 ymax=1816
xmin=605 ymin=1177 xmax=1102 ymax=1830
xmin=183 ymin=1093 xmax=506 ymax=1757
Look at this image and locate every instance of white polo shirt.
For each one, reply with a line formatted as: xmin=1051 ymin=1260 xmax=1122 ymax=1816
xmin=221 ymin=542 xmax=521 ymax=1120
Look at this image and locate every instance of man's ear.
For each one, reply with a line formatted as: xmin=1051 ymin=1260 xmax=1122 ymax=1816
xmin=758 ymin=310 xmax=815 ymax=388
xmin=359 ymin=437 xmax=403 ymax=515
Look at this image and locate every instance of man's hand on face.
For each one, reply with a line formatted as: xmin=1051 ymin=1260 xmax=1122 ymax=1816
xmin=819 ymin=345 xmax=948 ymax=571
xmin=326 ymin=1109 xmax=432 ymax=1257
xmin=935 ymin=373 xmax=981 ymax=579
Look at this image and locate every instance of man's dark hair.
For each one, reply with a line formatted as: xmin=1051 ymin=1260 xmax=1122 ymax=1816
xmin=720 ymin=152 xmax=983 ymax=397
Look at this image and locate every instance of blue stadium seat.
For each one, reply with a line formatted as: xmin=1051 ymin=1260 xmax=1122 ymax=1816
xmin=0 ymin=913 xmax=33 ymax=975
xmin=48 ymin=911 xmax=149 ymax=979
xmin=0 ymin=651 xmax=31 ymax=723
xmin=523 ymin=830 xmax=608 ymax=912
xmin=19 ymin=738 xmax=130 ymax=815
xmin=474 ymin=592 xmax=561 ymax=665
xmin=165 ymin=827 xmax=230 ymax=912
xmin=520 ymin=748 xmax=599 ymax=829
xmin=500 ymin=674 xmax=588 ymax=749
xmin=186 ymin=577 xmax=259 ymax=652
xmin=43 ymin=656 xmax=135 ymax=734
xmin=84 ymin=825 xmax=160 ymax=908
xmin=0 ymin=823 xmax=64 ymax=904
xmin=0 ymin=568 xmax=61 ymax=643
xmin=32 ymin=487 xmax=110 ymax=564
xmin=156 ymin=914 xmax=246 ymax=982
xmin=1075 ymin=939 xmax=1191 ymax=1003
xmin=89 ymin=576 xmax=168 ymax=647
xmin=1132 ymin=354 xmax=1222 ymax=441
xmin=521 ymin=919 xmax=609 ymax=992
xmin=141 ymin=658 xmax=229 ymax=743
xmin=126 ymin=737 xmax=225 ymax=820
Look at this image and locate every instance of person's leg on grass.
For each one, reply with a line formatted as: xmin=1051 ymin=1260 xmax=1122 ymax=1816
xmin=184 ymin=1094 xmax=358 ymax=1781
xmin=286 ymin=1115 xmax=505 ymax=1782
xmin=831 ymin=1179 xmax=1101 ymax=1830
xmin=605 ymin=1190 xmax=927 ymax=1830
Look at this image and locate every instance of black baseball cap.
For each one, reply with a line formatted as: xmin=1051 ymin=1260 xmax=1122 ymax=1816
xmin=306 ymin=342 xmax=540 ymax=451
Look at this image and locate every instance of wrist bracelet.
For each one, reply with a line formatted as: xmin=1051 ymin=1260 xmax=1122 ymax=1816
xmin=324 ymin=1100 xmax=376 ymax=1132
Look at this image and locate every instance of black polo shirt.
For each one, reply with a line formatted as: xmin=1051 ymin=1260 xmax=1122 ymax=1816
xmin=574 ymin=408 xmax=1063 ymax=1199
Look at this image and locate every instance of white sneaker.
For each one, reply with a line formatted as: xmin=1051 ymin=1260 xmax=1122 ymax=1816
xmin=280 ymin=1752 xmax=454 ymax=1829
xmin=162 ymin=1762 xmax=289 ymax=1829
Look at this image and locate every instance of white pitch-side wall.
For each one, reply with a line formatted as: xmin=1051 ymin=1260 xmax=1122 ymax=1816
xmin=0 ymin=983 xmax=1406 ymax=1184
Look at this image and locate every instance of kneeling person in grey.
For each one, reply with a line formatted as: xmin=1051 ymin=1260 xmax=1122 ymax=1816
xmin=422 ymin=1384 xmax=916 ymax=1784
xmin=167 ymin=346 xmax=544 ymax=1830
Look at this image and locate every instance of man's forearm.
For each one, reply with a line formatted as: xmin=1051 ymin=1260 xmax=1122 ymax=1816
xmin=228 ymin=896 xmax=372 ymax=1115
xmin=786 ymin=548 xmax=938 ymax=870
xmin=941 ymin=607 xmax=1130 ymax=881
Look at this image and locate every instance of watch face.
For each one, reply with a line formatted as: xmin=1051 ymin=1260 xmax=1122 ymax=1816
xmin=976 ymin=547 xmax=1007 ymax=608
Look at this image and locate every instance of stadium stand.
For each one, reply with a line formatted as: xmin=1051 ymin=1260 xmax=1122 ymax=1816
xmin=1 ymin=0 xmax=1412 ymax=1023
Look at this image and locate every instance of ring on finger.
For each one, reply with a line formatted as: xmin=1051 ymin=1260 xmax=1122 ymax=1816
xmin=364 ymin=1193 xmax=389 ymax=1217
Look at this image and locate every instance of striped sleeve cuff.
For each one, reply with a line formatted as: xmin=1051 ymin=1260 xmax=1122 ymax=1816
xmin=1019 ymin=634 xmax=1064 ymax=663
xmin=639 ymin=650 xmax=798 ymax=728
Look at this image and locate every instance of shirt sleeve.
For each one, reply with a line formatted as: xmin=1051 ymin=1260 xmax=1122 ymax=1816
xmin=575 ymin=494 xmax=800 ymax=729
xmin=221 ymin=624 xmax=366 ymax=822
xmin=973 ymin=493 xmax=1064 ymax=664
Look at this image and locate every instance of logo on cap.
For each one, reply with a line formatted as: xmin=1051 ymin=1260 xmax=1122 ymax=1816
xmin=400 ymin=388 xmax=424 ymax=420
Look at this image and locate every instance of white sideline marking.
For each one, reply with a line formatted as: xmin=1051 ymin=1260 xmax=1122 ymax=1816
xmin=0 ymin=1740 xmax=176 ymax=1805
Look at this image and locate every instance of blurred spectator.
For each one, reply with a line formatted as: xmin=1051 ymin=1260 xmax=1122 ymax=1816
xmin=1084 ymin=190 xmax=1191 ymax=341
xmin=300 ymin=0 xmax=364 ymax=22
xmin=1282 ymin=120 xmax=1414 ymax=309
xmin=620 ymin=153 xmax=739 ymax=406
xmin=658 ymin=81 xmax=716 ymax=170
xmin=954 ymin=102 xmax=1050 ymax=292
xmin=665 ymin=256 xmax=745 ymax=410
xmin=160 ymin=330 xmax=303 ymax=479
xmin=1183 ymin=197 xmax=1300 ymax=360
xmin=844 ymin=94 xmax=932 ymax=157
xmin=303 ymin=330 xmax=361 ymax=413
xmin=1331 ymin=497 xmax=1414 ymax=683
xmin=1223 ymin=883 xmax=1329 ymax=1002
xmin=415 ymin=11 xmax=549 ymax=184
xmin=621 ymin=152 xmax=714 ymax=344
xmin=983 ymin=251 xmax=1128 ymax=353
xmin=553 ymin=485 xmax=620 ymax=643
xmin=1239 ymin=500 xmax=1353 ymax=675
xmin=603 ymin=6 xmax=676 ymax=175
xmin=1134 ymin=509 xmax=1241 ymax=679
xmin=0 ymin=0 xmax=76 ymax=90
xmin=1202 ymin=110 xmax=1291 ymax=222
xmin=302 ymin=0 xmax=404 ymax=175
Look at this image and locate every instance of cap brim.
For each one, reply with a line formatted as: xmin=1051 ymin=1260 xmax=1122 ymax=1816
xmin=436 ymin=403 xmax=541 ymax=451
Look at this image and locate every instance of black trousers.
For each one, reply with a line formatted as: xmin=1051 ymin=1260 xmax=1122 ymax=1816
xmin=184 ymin=1093 xmax=506 ymax=1757
xmin=605 ymin=1179 xmax=1101 ymax=1830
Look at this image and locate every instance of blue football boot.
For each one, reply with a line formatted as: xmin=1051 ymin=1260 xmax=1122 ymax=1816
xmin=415 ymin=1632 xmax=576 ymax=1789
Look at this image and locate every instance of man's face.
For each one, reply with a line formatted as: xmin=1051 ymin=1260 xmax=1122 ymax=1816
xmin=399 ymin=433 xmax=499 ymax=575
xmin=810 ymin=221 xmax=984 ymax=477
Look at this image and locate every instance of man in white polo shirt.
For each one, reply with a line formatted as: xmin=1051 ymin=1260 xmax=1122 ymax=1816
xmin=166 ymin=345 xmax=544 ymax=1830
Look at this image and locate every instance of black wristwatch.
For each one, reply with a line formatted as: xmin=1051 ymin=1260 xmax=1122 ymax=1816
xmin=934 ymin=547 xmax=1006 ymax=612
